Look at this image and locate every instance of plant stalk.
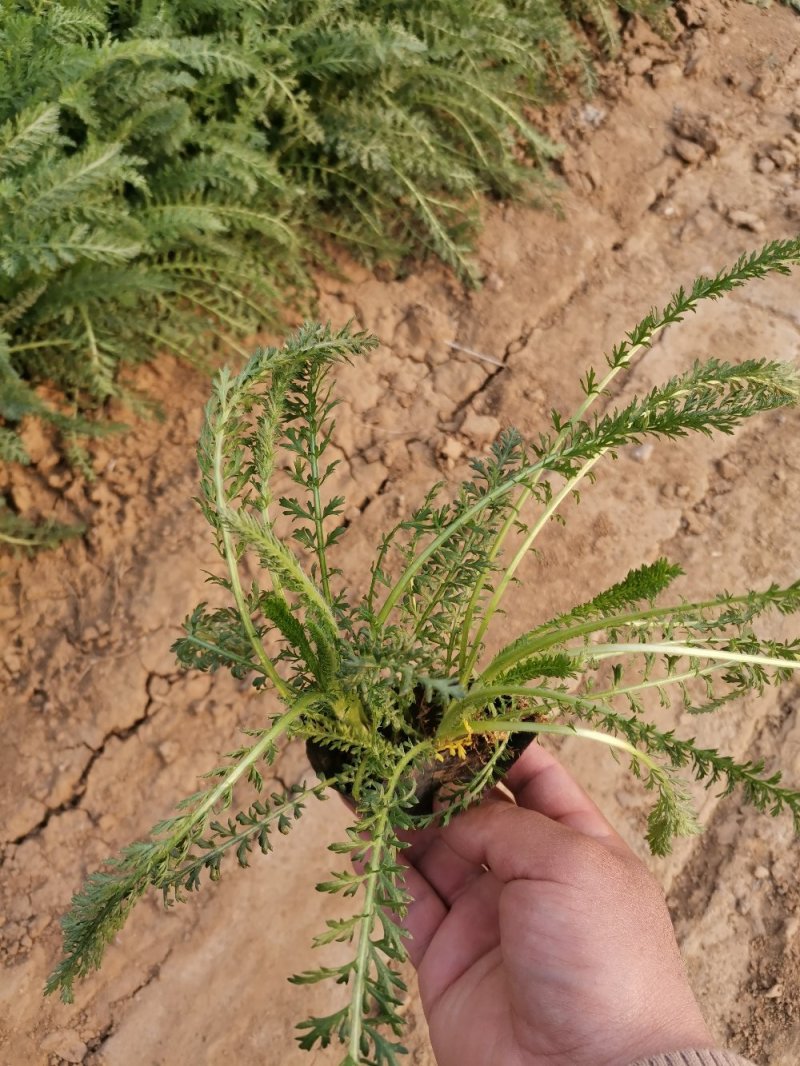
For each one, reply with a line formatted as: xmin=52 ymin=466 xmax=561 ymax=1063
xmin=213 ymin=392 xmax=292 ymax=699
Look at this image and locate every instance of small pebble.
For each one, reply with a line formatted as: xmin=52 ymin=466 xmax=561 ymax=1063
xmin=768 ymin=148 xmax=792 ymax=169
xmin=3 ymin=651 xmax=21 ymax=673
xmin=627 ymin=55 xmax=652 ymax=76
xmin=756 ymin=156 xmax=776 ymax=175
xmin=158 ymin=740 xmax=181 ymax=764
xmin=685 ymin=512 xmax=707 ymax=535
xmin=751 ymin=73 xmax=777 ymax=100
xmin=651 ymin=63 xmax=683 ymax=88
xmin=460 ymin=410 xmax=501 ymax=446
xmin=580 ymin=104 xmax=607 ymax=128
xmin=753 ymin=865 xmax=770 ymax=880
xmin=717 ymin=458 xmax=739 ymax=481
xmin=728 ymin=209 xmax=765 ymax=233
xmin=440 ymin=438 xmax=464 ymax=461
xmin=765 ymin=983 xmax=784 ymax=1000
xmin=148 ymin=675 xmax=171 ymax=700
xmin=631 ymin=443 xmax=654 ymax=463
xmin=29 ymin=913 xmax=51 ymax=937
xmin=674 ymin=139 xmax=706 ymax=165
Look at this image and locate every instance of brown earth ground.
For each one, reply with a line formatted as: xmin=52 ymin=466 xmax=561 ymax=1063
xmin=2 ymin=2 xmax=800 ymax=1064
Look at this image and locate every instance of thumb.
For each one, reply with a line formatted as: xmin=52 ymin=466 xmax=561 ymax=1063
xmin=441 ymin=797 xmax=602 ymax=886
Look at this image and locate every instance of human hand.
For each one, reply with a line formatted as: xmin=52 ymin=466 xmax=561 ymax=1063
xmin=399 ymin=743 xmax=714 ymax=1066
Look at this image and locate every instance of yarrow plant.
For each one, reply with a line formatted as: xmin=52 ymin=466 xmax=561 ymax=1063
xmin=49 ymin=240 xmax=800 ymax=1064
xmin=1 ymin=0 xmax=666 ymax=545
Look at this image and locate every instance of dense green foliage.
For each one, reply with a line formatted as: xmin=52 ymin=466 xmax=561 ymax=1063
xmin=49 ymin=242 xmax=800 ymax=1064
xmin=0 ymin=0 xmax=665 ymax=544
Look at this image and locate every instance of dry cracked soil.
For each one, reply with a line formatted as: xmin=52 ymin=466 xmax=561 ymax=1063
xmin=2 ymin=2 xmax=800 ymax=1064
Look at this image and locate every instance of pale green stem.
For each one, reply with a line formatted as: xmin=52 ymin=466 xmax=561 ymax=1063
xmin=79 ymin=304 xmax=109 ymax=393
xmin=442 ymin=663 xmax=728 ymax=740
xmin=589 ymin=662 xmax=725 ymax=701
xmin=463 ymin=719 xmax=662 ymax=773
xmin=348 ymin=740 xmax=432 ymax=1061
xmin=584 ymin=642 xmax=800 ymax=672
xmin=436 ymin=663 xmax=723 ymax=742
xmin=478 ymin=592 xmax=769 ymax=683
xmin=461 ymin=454 xmax=601 ymax=680
xmin=180 ymin=634 xmax=269 ymax=676
xmin=7 ymin=338 xmax=74 ymax=353
xmin=306 ymin=372 xmax=333 ymax=605
xmin=0 ymin=530 xmax=53 ymax=547
xmin=437 ymin=682 xmax=567 ymax=738
xmin=167 ymin=697 xmax=312 ymax=851
xmin=457 ymin=486 xmax=530 ymax=677
xmin=213 ymin=397 xmax=292 ymax=700
xmin=458 ymin=330 xmax=664 ymax=678
xmin=376 ymin=455 xmax=553 ymax=626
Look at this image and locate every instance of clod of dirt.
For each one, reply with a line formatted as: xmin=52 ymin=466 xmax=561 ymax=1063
xmin=438 ymin=437 xmax=464 ymax=463
xmin=675 ymin=138 xmax=707 ymax=165
xmin=459 ymin=410 xmax=502 ymax=447
xmin=627 ymin=55 xmax=653 ymax=77
xmin=394 ymin=305 xmax=458 ymax=364
xmin=40 ymin=1029 xmax=88 ymax=1063
xmin=786 ymin=190 xmax=800 ymax=222
xmin=672 ymin=108 xmax=721 ymax=154
xmin=751 ymin=71 xmax=778 ymax=100
xmin=727 ymin=208 xmax=765 ymax=233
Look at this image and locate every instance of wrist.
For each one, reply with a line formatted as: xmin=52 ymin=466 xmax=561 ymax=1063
xmin=625 ymin=1050 xmax=750 ymax=1066
xmin=608 ymin=1016 xmax=715 ymax=1066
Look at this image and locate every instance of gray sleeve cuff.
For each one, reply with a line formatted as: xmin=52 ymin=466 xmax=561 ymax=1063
xmin=629 ymin=1051 xmax=756 ymax=1066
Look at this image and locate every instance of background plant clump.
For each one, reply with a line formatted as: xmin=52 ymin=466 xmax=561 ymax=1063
xmin=0 ymin=0 xmax=669 ymax=545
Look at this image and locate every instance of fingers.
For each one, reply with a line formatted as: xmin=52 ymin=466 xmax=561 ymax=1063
xmin=440 ymin=755 xmax=631 ymax=886
xmin=400 ymin=787 xmax=514 ymax=907
xmin=402 ymin=821 xmax=486 ymax=906
xmin=504 ymin=741 xmax=629 ymax=851
xmin=385 ymin=747 xmax=628 ymax=964
xmin=440 ymin=796 xmax=578 ymax=885
xmin=415 ymin=871 xmax=503 ymax=1010
xmin=405 ymin=745 xmax=627 ymax=908
xmin=397 ymin=854 xmax=449 ymax=967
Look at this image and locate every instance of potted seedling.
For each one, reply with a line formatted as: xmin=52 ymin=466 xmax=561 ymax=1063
xmin=48 ymin=240 xmax=800 ymax=1065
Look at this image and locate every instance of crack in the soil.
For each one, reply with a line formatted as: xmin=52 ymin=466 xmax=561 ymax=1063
xmin=449 ymin=328 xmax=530 ymax=418
xmin=82 ymin=1020 xmax=114 ymax=1064
xmin=10 ymin=678 xmax=163 ymax=847
xmin=340 ymin=474 xmax=390 ymax=530
xmin=82 ymin=950 xmax=174 ymax=1063
xmin=735 ymin=294 xmax=800 ymax=330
